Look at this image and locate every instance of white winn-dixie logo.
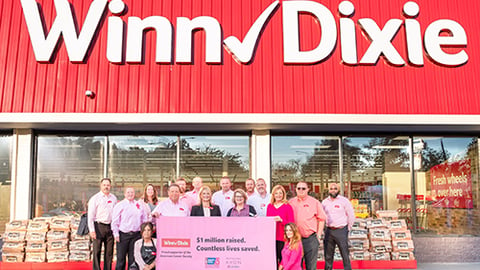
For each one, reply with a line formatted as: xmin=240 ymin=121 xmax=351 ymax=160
xmin=20 ymin=0 xmax=467 ymax=66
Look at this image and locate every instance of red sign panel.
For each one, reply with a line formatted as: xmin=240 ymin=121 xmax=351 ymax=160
xmin=1 ymin=0 xmax=480 ymax=114
xmin=430 ymin=160 xmax=473 ymax=209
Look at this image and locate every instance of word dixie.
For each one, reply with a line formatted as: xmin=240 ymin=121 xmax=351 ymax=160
xmin=21 ymin=0 xmax=468 ymax=66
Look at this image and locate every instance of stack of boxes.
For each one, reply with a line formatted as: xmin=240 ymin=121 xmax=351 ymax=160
xmin=25 ymin=218 xmax=49 ymax=262
xmin=69 ymin=217 xmax=92 ymax=262
xmin=46 ymin=217 xmax=71 ymax=262
xmin=2 ymin=220 xmax=27 ymax=262
xmin=346 ymin=210 xmax=415 ymax=261
xmin=1 ymin=216 xmax=93 ymax=263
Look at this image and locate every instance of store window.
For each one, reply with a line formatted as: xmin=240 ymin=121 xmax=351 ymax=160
xmin=343 ymin=137 xmax=411 ymax=223
xmin=180 ymin=136 xmax=250 ymax=192
xmin=271 ymin=136 xmax=340 ymax=200
xmin=0 ymin=134 xmax=12 ymax=234
xmin=108 ymin=136 xmax=177 ymax=198
xmin=35 ymin=136 xmax=105 ymax=217
xmin=414 ymin=137 xmax=479 ymax=235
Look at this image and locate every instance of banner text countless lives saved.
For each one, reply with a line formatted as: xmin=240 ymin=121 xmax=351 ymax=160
xmin=21 ymin=0 xmax=467 ymax=67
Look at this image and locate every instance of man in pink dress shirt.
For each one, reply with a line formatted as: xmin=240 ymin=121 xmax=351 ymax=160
xmin=186 ymin=176 xmax=203 ymax=205
xmin=88 ymin=178 xmax=117 ymax=270
xmin=322 ymin=183 xmax=355 ymax=270
xmin=176 ymin=178 xmax=196 ymax=210
xmin=152 ymin=184 xmax=190 ymax=217
xmin=112 ymin=187 xmax=147 ymax=270
xmin=289 ymin=181 xmax=326 ymax=270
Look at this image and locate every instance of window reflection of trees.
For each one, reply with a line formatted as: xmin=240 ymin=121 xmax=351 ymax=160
xmin=180 ymin=138 xmax=249 ymax=191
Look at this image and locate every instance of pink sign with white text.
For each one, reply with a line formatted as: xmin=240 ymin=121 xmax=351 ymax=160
xmin=156 ymin=216 xmax=276 ymax=269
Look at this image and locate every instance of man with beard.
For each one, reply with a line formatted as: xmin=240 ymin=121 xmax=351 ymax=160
xmin=321 ymin=183 xmax=355 ymax=270
xmin=247 ymin=178 xmax=271 ymax=216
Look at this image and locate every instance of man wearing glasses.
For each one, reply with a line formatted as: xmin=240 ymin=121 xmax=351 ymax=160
xmin=322 ymin=183 xmax=355 ymax=270
xmin=289 ymin=181 xmax=326 ymax=270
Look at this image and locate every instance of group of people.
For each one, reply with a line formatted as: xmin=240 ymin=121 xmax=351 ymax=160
xmin=87 ymin=176 xmax=355 ymax=270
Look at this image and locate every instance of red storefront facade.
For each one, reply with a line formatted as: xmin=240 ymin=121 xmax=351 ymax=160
xmin=1 ymin=0 xmax=480 ymax=263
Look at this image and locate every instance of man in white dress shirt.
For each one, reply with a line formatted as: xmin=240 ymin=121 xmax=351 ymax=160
xmin=212 ymin=176 xmax=234 ymax=216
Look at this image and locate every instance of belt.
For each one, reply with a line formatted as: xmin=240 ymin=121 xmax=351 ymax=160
xmin=120 ymin=231 xmax=140 ymax=235
xmin=95 ymin=222 xmax=111 ymax=226
xmin=328 ymin=226 xmax=346 ymax=230
xmin=302 ymin=232 xmax=317 ymax=239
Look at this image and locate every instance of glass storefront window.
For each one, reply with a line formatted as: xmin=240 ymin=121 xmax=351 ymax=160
xmin=343 ymin=137 xmax=411 ymax=222
xmin=0 ymin=135 xmax=12 ymax=234
xmin=108 ymin=136 xmax=177 ymax=198
xmin=414 ymin=137 xmax=479 ymax=235
xmin=35 ymin=136 xmax=105 ymax=217
xmin=180 ymin=136 xmax=250 ymax=192
xmin=271 ymin=136 xmax=340 ymax=200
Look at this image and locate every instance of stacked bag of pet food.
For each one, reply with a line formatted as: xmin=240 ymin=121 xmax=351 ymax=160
xmin=69 ymin=216 xmax=92 ymax=262
xmin=348 ymin=219 xmax=370 ymax=260
xmin=46 ymin=217 xmax=71 ymax=262
xmin=2 ymin=220 xmax=28 ymax=262
xmin=347 ymin=210 xmax=415 ymax=261
xmin=25 ymin=217 xmax=50 ymax=262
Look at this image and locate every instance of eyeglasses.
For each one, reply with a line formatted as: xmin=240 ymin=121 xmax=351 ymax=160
xmin=296 ymin=187 xmax=307 ymax=190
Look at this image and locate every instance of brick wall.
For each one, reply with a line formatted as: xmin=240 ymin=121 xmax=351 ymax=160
xmin=413 ymin=236 xmax=480 ymax=262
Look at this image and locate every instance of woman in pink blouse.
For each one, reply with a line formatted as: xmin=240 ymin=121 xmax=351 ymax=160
xmin=279 ymin=223 xmax=303 ymax=270
xmin=266 ymin=185 xmax=295 ymax=266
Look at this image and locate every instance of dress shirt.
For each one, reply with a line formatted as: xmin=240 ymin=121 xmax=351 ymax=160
xmin=280 ymin=242 xmax=303 ymax=270
xmin=111 ymin=199 xmax=147 ymax=237
xmin=212 ymin=190 xmax=234 ymax=217
xmin=247 ymin=193 xmax=271 ymax=217
xmin=186 ymin=190 xmax=200 ymax=205
xmin=153 ymin=198 xmax=189 ymax=217
xmin=87 ymin=191 xmax=117 ymax=232
xmin=289 ymin=196 xmax=326 ymax=238
xmin=266 ymin=203 xmax=295 ymax=241
xmin=179 ymin=194 xmax=196 ymax=210
xmin=322 ymin=195 xmax=355 ymax=230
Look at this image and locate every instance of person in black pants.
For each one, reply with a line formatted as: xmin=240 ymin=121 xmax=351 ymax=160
xmin=322 ymin=183 xmax=355 ymax=270
xmin=88 ymin=178 xmax=118 ymax=270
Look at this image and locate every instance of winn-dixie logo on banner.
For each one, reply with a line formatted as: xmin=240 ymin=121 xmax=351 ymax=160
xmin=20 ymin=0 xmax=467 ymax=66
xmin=430 ymin=160 xmax=473 ymax=209
xmin=156 ymin=217 xmax=275 ymax=270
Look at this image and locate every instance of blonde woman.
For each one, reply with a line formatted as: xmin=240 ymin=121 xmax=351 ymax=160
xmin=279 ymin=223 xmax=303 ymax=270
xmin=191 ymin=186 xmax=221 ymax=216
xmin=267 ymin=185 xmax=295 ymax=265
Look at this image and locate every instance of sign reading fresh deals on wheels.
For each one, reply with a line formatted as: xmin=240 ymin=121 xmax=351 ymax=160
xmin=1 ymin=0 xmax=480 ymax=114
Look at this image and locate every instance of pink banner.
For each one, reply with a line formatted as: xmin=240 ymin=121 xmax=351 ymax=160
xmin=430 ymin=159 xmax=473 ymax=209
xmin=156 ymin=216 xmax=276 ymax=269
